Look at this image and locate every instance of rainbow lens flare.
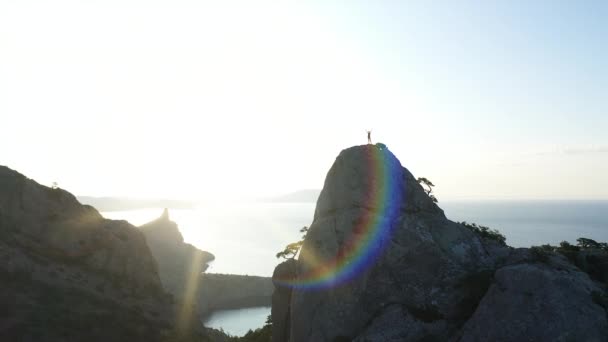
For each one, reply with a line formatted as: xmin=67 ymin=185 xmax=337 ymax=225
xmin=277 ymin=145 xmax=405 ymax=290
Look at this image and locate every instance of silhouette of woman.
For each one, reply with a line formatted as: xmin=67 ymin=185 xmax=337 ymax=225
xmin=366 ymin=130 xmax=372 ymax=144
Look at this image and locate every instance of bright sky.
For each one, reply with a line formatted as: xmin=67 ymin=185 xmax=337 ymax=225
xmin=1 ymin=1 xmax=607 ymax=200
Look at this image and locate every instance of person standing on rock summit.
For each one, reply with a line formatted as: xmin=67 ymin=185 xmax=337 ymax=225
xmin=366 ymin=130 xmax=372 ymax=144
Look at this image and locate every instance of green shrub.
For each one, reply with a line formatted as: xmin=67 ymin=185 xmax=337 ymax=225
xmin=460 ymin=221 xmax=506 ymax=246
xmin=559 ymin=241 xmax=580 ymax=252
xmin=417 ymin=177 xmax=438 ymax=203
xmin=530 ymin=246 xmax=551 ymax=263
xmin=533 ymin=238 xmax=608 ymax=284
xmin=577 ymin=238 xmax=608 ymax=251
xmin=276 ymin=226 xmax=309 ymax=260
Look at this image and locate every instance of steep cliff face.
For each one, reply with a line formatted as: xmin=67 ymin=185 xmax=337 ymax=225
xmin=139 ymin=211 xmax=273 ymax=317
xmin=0 ymin=166 xmax=210 ymax=341
xmin=272 ymin=145 xmax=608 ymax=341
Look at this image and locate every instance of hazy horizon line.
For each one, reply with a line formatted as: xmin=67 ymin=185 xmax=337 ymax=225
xmin=78 ymin=193 xmax=608 ymax=206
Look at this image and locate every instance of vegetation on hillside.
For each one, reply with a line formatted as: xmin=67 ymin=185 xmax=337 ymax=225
xmin=531 ymin=238 xmax=608 ymax=261
xmin=276 ymin=226 xmax=308 ymax=259
xmin=530 ymin=237 xmax=608 ymax=285
xmin=459 ymin=221 xmax=507 ymax=246
xmin=417 ymin=177 xmax=438 ymax=203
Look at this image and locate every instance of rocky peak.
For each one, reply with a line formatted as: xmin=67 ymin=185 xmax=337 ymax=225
xmin=272 ymin=145 xmax=608 ymax=341
xmin=140 ymin=210 xmax=215 ymax=300
xmin=141 ymin=208 xmax=184 ymax=245
xmin=314 ymin=144 xmax=443 ymax=221
xmin=161 ymin=207 xmax=170 ymax=221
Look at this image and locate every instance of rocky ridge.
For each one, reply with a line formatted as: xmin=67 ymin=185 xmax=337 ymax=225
xmin=139 ymin=211 xmax=273 ymax=318
xmin=0 ymin=165 xmax=210 ymax=341
xmin=272 ymin=145 xmax=608 ymax=341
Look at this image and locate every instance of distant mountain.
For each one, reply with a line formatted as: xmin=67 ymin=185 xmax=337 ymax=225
xmin=78 ymin=190 xmax=321 ymax=211
xmin=78 ymin=196 xmax=196 ymax=212
xmin=262 ymin=189 xmax=321 ymax=203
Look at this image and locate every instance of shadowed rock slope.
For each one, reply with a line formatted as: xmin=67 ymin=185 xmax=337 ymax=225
xmin=140 ymin=209 xmax=215 ymax=302
xmin=272 ymin=145 xmax=608 ymax=342
xmin=0 ymin=165 xmax=215 ymax=341
xmin=140 ymin=211 xmax=273 ymax=318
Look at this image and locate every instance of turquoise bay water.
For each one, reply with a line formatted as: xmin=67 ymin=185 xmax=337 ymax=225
xmin=102 ymin=200 xmax=608 ymax=335
xmin=203 ymin=307 xmax=271 ymax=337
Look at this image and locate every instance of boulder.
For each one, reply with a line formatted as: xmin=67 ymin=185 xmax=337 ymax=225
xmin=459 ymin=262 xmax=607 ymax=341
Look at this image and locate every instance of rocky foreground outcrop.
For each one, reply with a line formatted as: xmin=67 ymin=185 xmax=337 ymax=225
xmin=140 ymin=212 xmax=273 ymax=318
xmin=0 ymin=166 xmax=213 ymax=341
xmin=272 ymin=145 xmax=608 ymax=341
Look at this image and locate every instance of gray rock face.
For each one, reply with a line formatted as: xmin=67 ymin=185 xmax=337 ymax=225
xmin=459 ymin=261 xmax=607 ymax=342
xmin=272 ymin=259 xmax=297 ymax=342
xmin=271 ymin=145 xmax=608 ymax=342
xmin=353 ymin=304 xmax=448 ymax=342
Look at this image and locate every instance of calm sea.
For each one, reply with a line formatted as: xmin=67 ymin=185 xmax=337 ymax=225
xmin=102 ymin=200 xmax=608 ymax=336
xmin=203 ymin=307 xmax=271 ymax=337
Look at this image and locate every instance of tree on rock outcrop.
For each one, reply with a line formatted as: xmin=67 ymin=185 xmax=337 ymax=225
xmin=460 ymin=221 xmax=506 ymax=246
xmin=276 ymin=226 xmax=308 ymax=259
xmin=577 ymin=237 xmax=608 ymax=250
xmin=417 ymin=177 xmax=438 ymax=203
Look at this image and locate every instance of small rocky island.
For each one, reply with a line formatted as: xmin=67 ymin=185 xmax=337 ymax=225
xmin=272 ymin=144 xmax=608 ymax=341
